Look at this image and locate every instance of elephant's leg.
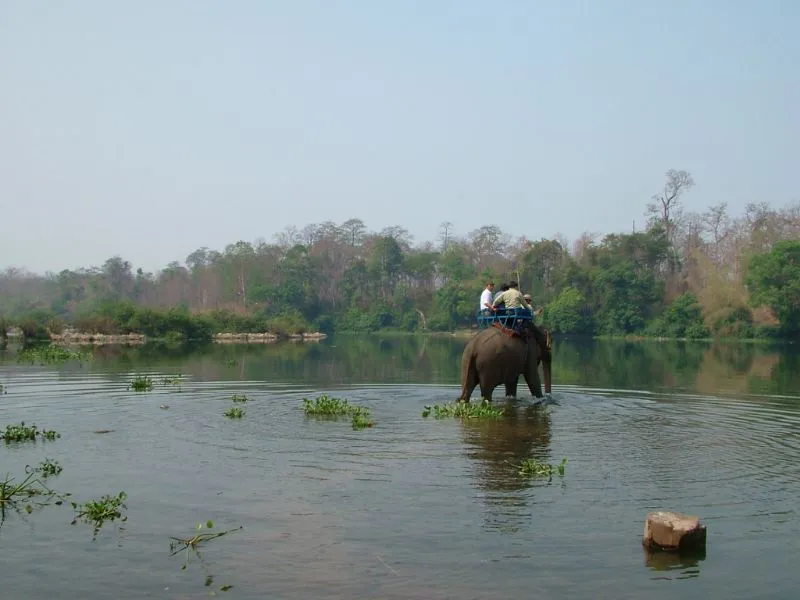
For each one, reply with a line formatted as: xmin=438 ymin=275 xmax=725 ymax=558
xmin=505 ymin=377 xmax=518 ymax=398
xmin=478 ymin=376 xmax=494 ymax=402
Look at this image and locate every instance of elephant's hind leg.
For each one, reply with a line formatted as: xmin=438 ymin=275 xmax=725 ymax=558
xmin=479 ymin=377 xmax=495 ymax=402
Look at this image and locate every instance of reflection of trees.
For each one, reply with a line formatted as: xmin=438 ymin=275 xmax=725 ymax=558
xmin=63 ymin=335 xmax=466 ymax=387
xmin=552 ymin=338 xmax=708 ymax=390
xmin=551 ymin=337 xmax=795 ymax=396
xmin=42 ymin=335 xmax=800 ymax=399
xmin=460 ymin=405 xmax=553 ymax=531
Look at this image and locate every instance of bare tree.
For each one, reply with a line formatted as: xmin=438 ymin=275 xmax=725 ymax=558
xmin=702 ymin=202 xmax=730 ymax=266
xmin=646 ymin=169 xmax=695 ymax=242
xmin=438 ymin=221 xmax=453 ymax=251
xmin=571 ymin=231 xmax=598 ymax=262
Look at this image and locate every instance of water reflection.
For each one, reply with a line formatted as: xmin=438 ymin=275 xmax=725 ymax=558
xmin=644 ymin=547 xmax=706 ymax=580
xmin=460 ymin=404 xmax=554 ymax=532
xmin=25 ymin=334 xmax=798 ymax=400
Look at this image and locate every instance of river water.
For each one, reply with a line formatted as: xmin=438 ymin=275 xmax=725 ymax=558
xmin=0 ymin=335 xmax=798 ymax=599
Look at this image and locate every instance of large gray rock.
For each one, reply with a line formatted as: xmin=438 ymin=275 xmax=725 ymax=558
xmin=642 ymin=511 xmax=707 ymax=552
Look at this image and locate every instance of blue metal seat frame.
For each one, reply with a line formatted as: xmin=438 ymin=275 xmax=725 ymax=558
xmin=476 ymin=307 xmax=533 ymax=330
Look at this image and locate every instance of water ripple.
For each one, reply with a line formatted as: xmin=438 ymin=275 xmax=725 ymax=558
xmin=0 ymin=366 xmax=798 ymax=600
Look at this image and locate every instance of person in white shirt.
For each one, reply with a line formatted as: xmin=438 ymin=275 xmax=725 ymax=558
xmin=479 ymin=281 xmax=495 ymax=313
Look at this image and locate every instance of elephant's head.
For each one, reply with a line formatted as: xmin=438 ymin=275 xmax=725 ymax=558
xmin=523 ymin=322 xmax=552 ymax=395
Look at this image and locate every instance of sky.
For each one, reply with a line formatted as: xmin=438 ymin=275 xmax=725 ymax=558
xmin=1 ymin=0 xmax=798 ymax=275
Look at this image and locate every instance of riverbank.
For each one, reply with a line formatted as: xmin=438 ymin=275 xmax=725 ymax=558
xmin=4 ymin=327 xmax=328 ymax=346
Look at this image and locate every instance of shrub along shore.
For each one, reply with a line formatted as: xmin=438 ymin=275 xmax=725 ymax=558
xmin=0 ymin=304 xmax=327 ymax=346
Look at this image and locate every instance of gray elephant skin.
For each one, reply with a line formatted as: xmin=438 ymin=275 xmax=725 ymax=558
xmin=459 ymin=322 xmax=553 ymax=402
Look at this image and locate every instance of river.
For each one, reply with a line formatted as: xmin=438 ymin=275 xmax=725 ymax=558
xmin=0 ymin=334 xmax=798 ymax=599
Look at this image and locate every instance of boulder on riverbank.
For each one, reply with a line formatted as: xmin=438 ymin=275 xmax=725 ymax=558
xmin=642 ymin=511 xmax=707 ymax=552
xmin=212 ymin=331 xmax=327 ymax=343
xmin=50 ymin=329 xmax=146 ymax=345
xmin=43 ymin=329 xmax=326 ymax=345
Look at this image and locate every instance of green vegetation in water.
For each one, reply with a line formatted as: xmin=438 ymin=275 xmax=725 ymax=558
xmin=351 ymin=406 xmax=374 ymax=430
xmin=169 ymin=519 xmax=241 ymax=593
xmin=302 ymin=395 xmax=375 ymax=429
xmin=129 ymin=375 xmax=154 ymax=391
xmin=25 ymin=458 xmax=63 ymax=478
xmin=0 ymin=383 xmax=6 ymax=394
xmin=17 ymin=344 xmax=90 ymax=365
xmin=1 ymin=422 xmax=61 ymax=443
xmin=0 ymin=471 xmax=68 ymax=522
xmin=513 ymin=457 xmax=568 ymax=480
xmin=70 ymin=491 xmax=128 ymax=538
xmin=303 ymin=395 xmax=357 ymax=415
xmin=224 ymin=407 xmax=244 ymax=419
xmin=231 ymin=394 xmax=248 ymax=403
xmin=421 ymin=400 xmax=506 ymax=419
xmin=160 ymin=374 xmax=184 ymax=390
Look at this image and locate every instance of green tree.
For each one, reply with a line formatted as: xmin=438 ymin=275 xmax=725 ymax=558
xmin=746 ymin=240 xmax=800 ymax=336
xmin=544 ymin=287 xmax=592 ymax=334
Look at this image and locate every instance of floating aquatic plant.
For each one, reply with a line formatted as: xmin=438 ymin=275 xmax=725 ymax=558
xmin=351 ymin=406 xmax=374 ymax=430
xmin=513 ymin=457 xmax=567 ymax=479
xmin=25 ymin=458 xmax=63 ymax=478
xmin=17 ymin=345 xmax=90 ymax=365
xmin=169 ymin=519 xmax=241 ymax=593
xmin=231 ymin=394 xmax=248 ymax=403
xmin=129 ymin=375 xmax=154 ymax=392
xmin=1 ymin=422 xmax=61 ymax=443
xmin=302 ymin=395 xmax=357 ymax=415
xmin=160 ymin=374 xmax=184 ymax=389
xmin=302 ymin=395 xmax=374 ymax=429
xmin=422 ymin=400 xmax=506 ymax=419
xmin=0 ymin=471 xmax=68 ymax=522
xmin=224 ymin=407 xmax=244 ymax=419
xmin=71 ymin=491 xmax=127 ymax=539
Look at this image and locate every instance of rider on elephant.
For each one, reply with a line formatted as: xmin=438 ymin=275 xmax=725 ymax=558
xmin=491 ymin=281 xmax=532 ymax=331
xmin=492 ymin=281 xmax=531 ymax=311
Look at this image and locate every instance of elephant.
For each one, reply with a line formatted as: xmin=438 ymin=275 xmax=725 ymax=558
xmin=459 ymin=321 xmax=552 ymax=402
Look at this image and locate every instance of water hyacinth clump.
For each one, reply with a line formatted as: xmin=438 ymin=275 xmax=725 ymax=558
xmin=515 ymin=457 xmax=568 ymax=479
xmin=231 ymin=394 xmax=248 ymax=403
xmin=224 ymin=407 xmax=244 ymax=419
xmin=303 ymin=395 xmax=374 ymax=429
xmin=302 ymin=395 xmax=357 ymax=415
xmin=17 ymin=345 xmax=90 ymax=365
xmin=26 ymin=458 xmax=63 ymax=478
xmin=129 ymin=375 xmax=154 ymax=392
xmin=160 ymin=374 xmax=184 ymax=390
xmin=421 ymin=400 xmax=507 ymax=420
xmin=350 ymin=406 xmax=374 ymax=430
xmin=71 ymin=491 xmax=128 ymax=538
xmin=1 ymin=422 xmax=61 ymax=443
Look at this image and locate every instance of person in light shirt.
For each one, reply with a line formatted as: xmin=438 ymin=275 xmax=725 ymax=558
xmin=479 ymin=281 xmax=495 ymax=313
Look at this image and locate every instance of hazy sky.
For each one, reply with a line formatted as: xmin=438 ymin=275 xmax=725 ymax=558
xmin=2 ymin=1 xmax=798 ymax=274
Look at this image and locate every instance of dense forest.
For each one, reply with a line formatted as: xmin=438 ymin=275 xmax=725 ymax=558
xmin=2 ymin=170 xmax=799 ymax=342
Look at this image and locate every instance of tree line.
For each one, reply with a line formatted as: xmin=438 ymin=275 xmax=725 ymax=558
xmin=1 ymin=169 xmax=799 ymax=342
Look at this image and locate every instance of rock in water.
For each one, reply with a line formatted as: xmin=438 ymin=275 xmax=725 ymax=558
xmin=642 ymin=511 xmax=707 ymax=552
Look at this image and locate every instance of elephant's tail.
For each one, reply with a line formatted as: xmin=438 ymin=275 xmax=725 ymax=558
xmin=459 ymin=350 xmax=476 ymax=400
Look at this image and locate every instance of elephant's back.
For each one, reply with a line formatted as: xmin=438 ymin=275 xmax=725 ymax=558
xmin=473 ymin=327 xmax=526 ymax=368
